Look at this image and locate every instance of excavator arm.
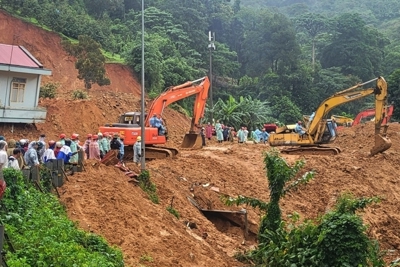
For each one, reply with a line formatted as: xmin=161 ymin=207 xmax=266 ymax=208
xmin=331 ymin=115 xmax=353 ymax=126
xmin=145 ymin=77 xmax=210 ymax=128
xmin=269 ymin=77 xmax=391 ymax=155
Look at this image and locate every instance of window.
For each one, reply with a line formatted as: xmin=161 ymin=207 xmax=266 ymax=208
xmin=10 ymin=78 xmax=26 ymax=103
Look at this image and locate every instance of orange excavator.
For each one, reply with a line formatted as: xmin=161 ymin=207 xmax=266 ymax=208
xmin=99 ymin=76 xmax=210 ymax=159
xmin=352 ymin=105 xmax=394 ymax=126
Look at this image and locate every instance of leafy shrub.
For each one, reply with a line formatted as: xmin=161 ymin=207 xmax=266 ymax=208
xmin=225 ymin=151 xmax=385 ymax=267
xmin=72 ymin=89 xmax=88 ymax=100
xmin=1 ymin=168 xmax=124 ymax=267
xmin=39 ymin=82 xmax=59 ymax=98
xmin=166 ymin=206 xmax=180 ymax=219
xmin=138 ymin=170 xmax=159 ymax=204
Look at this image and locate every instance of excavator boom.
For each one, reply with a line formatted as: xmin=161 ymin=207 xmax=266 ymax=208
xmin=99 ymin=76 xmax=210 ymax=160
xmin=269 ymin=76 xmax=391 ymax=155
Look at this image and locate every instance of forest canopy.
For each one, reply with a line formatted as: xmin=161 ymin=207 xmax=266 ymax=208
xmin=2 ymin=0 xmax=400 ymax=123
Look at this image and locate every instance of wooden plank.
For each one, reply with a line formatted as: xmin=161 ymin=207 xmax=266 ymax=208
xmin=77 ymin=150 xmax=84 ymax=172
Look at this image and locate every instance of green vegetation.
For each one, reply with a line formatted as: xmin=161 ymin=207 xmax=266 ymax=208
xmin=139 ymin=253 xmax=153 ymax=263
xmin=225 ymin=150 xmax=385 ymax=267
xmin=72 ymin=89 xmax=88 ymax=100
xmin=0 ymin=168 xmax=124 ymax=267
xmin=138 ymin=170 xmax=159 ymax=204
xmin=166 ymin=206 xmax=180 ymax=219
xmin=3 ymin=0 xmax=400 ymax=122
xmin=63 ymin=35 xmax=110 ymax=89
xmin=39 ymin=82 xmax=59 ymax=99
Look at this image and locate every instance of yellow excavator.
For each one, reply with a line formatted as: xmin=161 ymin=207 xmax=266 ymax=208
xmin=331 ymin=115 xmax=354 ymax=127
xmin=269 ymin=76 xmax=392 ymax=155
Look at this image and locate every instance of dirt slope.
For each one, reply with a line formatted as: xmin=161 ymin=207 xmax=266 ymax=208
xmin=59 ymin=123 xmax=400 ymax=266
xmin=0 ymin=10 xmax=141 ymax=94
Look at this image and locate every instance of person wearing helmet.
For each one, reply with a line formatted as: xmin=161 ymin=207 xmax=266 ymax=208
xmin=89 ymin=135 xmax=101 ymax=160
xmin=57 ymin=138 xmax=78 ymax=165
xmin=83 ymin=134 xmax=92 ymax=159
xmin=59 ymin=133 xmax=66 ymax=146
xmin=102 ymin=132 xmax=110 ymax=154
xmin=133 ymin=136 xmax=142 ymax=166
xmin=42 ymin=140 xmax=56 ymax=163
xmin=97 ymin=133 xmax=105 ymax=159
xmin=69 ymin=134 xmax=80 ymax=174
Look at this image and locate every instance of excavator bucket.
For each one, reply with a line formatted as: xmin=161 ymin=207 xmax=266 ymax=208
xmin=370 ymin=134 xmax=392 ymax=156
xmin=182 ymin=133 xmax=203 ymax=149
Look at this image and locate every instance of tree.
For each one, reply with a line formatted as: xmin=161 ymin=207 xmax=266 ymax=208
xmin=206 ymin=95 xmax=275 ymax=130
xmin=320 ymin=13 xmax=388 ymax=81
xmin=241 ymin=10 xmax=300 ymax=76
xmin=224 ymin=151 xmax=384 ymax=267
xmin=64 ymin=35 xmax=110 ymax=90
xmin=295 ymin=13 xmax=330 ymax=69
xmin=225 ymin=149 xmax=314 ymax=241
xmin=211 ymin=42 xmax=240 ymax=78
xmin=270 ymin=95 xmax=303 ymax=124
xmin=387 ymin=69 xmax=400 ymax=120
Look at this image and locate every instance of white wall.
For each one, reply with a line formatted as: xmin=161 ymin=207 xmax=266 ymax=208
xmin=0 ymin=70 xmax=40 ymax=109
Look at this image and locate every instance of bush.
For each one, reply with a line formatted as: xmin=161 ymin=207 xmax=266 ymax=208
xmin=39 ymin=82 xmax=59 ymax=98
xmin=72 ymin=89 xmax=88 ymax=100
xmin=1 ymin=168 xmax=124 ymax=267
xmin=226 ymin=151 xmax=385 ymax=267
xmin=138 ymin=170 xmax=159 ymax=204
xmin=166 ymin=206 xmax=180 ymax=219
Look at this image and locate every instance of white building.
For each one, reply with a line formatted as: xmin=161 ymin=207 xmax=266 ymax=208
xmin=0 ymin=44 xmax=52 ymax=123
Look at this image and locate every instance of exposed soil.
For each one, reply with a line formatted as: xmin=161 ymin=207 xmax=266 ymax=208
xmin=2 ymin=9 xmax=400 ymax=267
xmin=56 ymin=123 xmax=400 ymax=266
xmin=0 ymin=10 xmax=141 ymax=94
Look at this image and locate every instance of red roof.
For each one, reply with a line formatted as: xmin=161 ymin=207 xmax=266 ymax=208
xmin=0 ymin=44 xmax=43 ymax=68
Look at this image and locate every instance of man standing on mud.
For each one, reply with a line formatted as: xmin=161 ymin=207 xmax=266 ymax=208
xmin=133 ymin=136 xmax=142 ymax=166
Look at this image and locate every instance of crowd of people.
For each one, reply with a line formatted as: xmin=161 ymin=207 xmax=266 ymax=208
xmin=0 ymin=132 xmax=132 ymax=173
xmin=200 ymin=121 xmax=271 ymax=146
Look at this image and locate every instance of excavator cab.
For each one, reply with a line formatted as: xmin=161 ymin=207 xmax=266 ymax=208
xmin=319 ymin=120 xmax=337 ymax=143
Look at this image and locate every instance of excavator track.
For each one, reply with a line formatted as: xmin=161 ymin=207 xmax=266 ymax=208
xmin=123 ymin=146 xmax=179 ymax=161
xmin=281 ymin=146 xmax=342 ymax=155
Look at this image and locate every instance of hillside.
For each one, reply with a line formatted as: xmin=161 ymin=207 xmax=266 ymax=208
xmin=58 ymin=123 xmax=400 ymax=266
xmin=0 ymin=10 xmax=140 ymax=94
xmin=2 ymin=7 xmax=400 ymax=267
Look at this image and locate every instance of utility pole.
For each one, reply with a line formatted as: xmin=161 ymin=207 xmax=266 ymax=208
xmin=208 ymin=31 xmax=215 ymax=124
xmin=140 ymin=0 xmax=146 ymax=171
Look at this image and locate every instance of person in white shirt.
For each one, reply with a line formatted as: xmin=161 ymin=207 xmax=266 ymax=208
xmin=0 ymin=140 xmax=8 ymax=171
xmin=7 ymin=149 xmax=21 ymax=170
xmin=42 ymin=140 xmax=56 ymax=163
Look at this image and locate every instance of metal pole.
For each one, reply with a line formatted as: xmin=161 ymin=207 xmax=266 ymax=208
xmin=140 ymin=0 xmax=146 ymax=170
xmin=208 ymin=31 xmax=215 ymax=124
xmin=209 ymin=46 xmax=213 ymax=124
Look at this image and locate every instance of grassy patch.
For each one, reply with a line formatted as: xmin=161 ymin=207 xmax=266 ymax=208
xmin=103 ymin=50 xmax=126 ymax=64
